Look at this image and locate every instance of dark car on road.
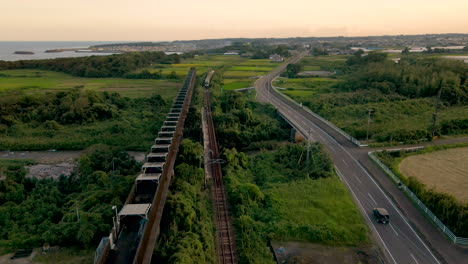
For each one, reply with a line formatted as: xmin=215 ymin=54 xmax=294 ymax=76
xmin=373 ymin=208 xmax=390 ymax=224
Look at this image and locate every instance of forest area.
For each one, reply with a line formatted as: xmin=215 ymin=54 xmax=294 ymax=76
xmin=0 ymin=144 xmax=140 ymax=254
xmin=0 ymin=88 xmax=169 ymax=150
xmin=0 ymin=52 xmax=184 ymax=79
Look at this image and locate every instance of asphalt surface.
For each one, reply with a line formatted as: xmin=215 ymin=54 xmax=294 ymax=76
xmin=254 ymin=52 xmax=468 ymax=264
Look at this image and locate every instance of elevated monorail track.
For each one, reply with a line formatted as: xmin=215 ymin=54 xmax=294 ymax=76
xmin=95 ymin=68 xmax=197 ymax=264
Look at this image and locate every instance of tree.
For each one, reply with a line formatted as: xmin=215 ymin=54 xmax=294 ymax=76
xmin=402 ymin=47 xmax=410 ymax=55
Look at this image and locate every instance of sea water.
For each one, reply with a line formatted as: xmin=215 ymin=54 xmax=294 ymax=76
xmin=0 ymin=41 xmax=119 ymax=61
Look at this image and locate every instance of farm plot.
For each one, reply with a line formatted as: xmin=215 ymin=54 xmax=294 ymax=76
xmin=0 ymin=69 xmax=180 ymax=99
xmin=399 ymin=147 xmax=468 ymax=203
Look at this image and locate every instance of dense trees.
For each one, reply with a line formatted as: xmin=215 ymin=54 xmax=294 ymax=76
xmin=283 ymin=63 xmax=303 ymax=78
xmin=153 ymin=140 xmax=216 ymax=264
xmin=209 ymin=43 xmax=291 ymax=59
xmin=0 ymin=52 xmax=180 ymax=78
xmin=0 ymin=89 xmax=129 ymax=127
xmin=212 ymin=91 xmax=290 ymax=149
xmin=341 ymin=53 xmax=468 ymax=105
xmin=0 ymin=89 xmax=167 ymax=150
xmin=0 ymin=145 xmax=140 ymax=250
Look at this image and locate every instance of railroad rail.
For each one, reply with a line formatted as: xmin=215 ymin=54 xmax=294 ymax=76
xmin=95 ymin=68 xmax=197 ymax=264
xmin=203 ymin=71 xmax=238 ymax=264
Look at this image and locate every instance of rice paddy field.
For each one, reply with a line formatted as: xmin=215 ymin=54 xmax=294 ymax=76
xmin=399 ymin=147 xmax=468 ymax=203
xmin=143 ymin=55 xmax=246 ymax=77
xmin=0 ymin=69 xmax=180 ymax=99
xmin=221 ymin=58 xmax=281 ymax=90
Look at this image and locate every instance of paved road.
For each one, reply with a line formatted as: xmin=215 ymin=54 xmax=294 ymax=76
xmin=255 ymin=52 xmax=468 ymax=264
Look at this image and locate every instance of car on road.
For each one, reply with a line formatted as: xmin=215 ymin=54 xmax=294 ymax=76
xmin=373 ymin=208 xmax=390 ymax=224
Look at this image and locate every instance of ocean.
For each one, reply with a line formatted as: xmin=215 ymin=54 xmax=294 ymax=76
xmin=0 ymin=41 xmax=119 ymax=61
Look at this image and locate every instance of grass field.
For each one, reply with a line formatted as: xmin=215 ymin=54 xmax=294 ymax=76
xmin=222 ymin=79 xmax=253 ymax=90
xmin=300 ymin=55 xmax=347 ymax=71
xmin=144 ymin=55 xmax=247 ymax=77
xmin=264 ymin=177 xmax=368 ymax=245
xmin=0 ymin=69 xmax=180 ymax=99
xmin=399 ymin=147 xmax=468 ymax=203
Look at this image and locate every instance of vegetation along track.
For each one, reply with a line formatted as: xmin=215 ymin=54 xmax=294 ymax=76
xmin=204 ymin=72 xmax=238 ymax=264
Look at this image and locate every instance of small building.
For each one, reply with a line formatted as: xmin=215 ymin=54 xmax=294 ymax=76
xmin=269 ymin=54 xmax=283 ymax=62
xmin=223 ymin=51 xmax=239 ymax=55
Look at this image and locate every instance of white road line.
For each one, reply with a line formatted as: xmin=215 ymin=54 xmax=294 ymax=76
xmin=270 ymin=94 xmax=440 ymax=263
xmin=368 ymin=192 xmax=377 ymax=205
xmin=355 ymin=173 xmax=362 ymax=183
xmin=336 ymin=167 xmax=398 ymax=264
xmin=260 ymin=73 xmax=440 ymax=263
xmin=342 ymin=159 xmax=349 ymax=167
xmin=307 ymin=115 xmax=441 ymax=264
xmin=390 ymin=223 xmax=399 ymax=237
xmin=411 ymin=253 xmax=420 ymax=264
xmin=301 ymin=120 xmax=308 ymax=126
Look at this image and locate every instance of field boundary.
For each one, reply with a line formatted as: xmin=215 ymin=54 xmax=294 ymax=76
xmin=368 ymin=149 xmax=468 ymax=245
xmin=271 ymin=80 xmax=366 ymax=147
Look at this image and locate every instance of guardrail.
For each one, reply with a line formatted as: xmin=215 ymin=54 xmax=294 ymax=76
xmin=368 ymin=150 xmax=468 ymax=245
xmin=271 ymin=83 xmax=366 ymax=147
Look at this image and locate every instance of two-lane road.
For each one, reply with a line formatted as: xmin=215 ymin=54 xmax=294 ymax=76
xmin=254 ymin=53 xmax=459 ymax=264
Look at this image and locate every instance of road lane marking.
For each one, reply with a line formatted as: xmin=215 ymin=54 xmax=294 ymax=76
xmin=355 ymin=174 xmax=362 ymax=183
xmin=342 ymin=159 xmax=349 ymax=167
xmin=271 ymin=94 xmax=441 ymax=263
xmin=389 ymin=223 xmax=399 ymax=236
xmin=259 ymin=66 xmax=440 ymax=263
xmin=308 ymin=120 xmax=441 ymax=264
xmin=301 ymin=120 xmax=308 ymax=126
xmin=335 ymin=167 xmax=397 ymax=264
xmin=411 ymin=254 xmax=420 ymax=264
xmin=368 ymin=192 xmax=377 ymax=205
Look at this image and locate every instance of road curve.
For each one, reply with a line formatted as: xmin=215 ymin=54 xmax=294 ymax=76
xmin=254 ymin=52 xmax=468 ymax=264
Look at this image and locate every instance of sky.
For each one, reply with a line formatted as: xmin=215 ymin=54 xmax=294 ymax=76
xmin=1 ymin=0 xmax=468 ymax=41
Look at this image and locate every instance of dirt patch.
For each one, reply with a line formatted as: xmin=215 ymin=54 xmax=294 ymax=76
xmin=399 ymin=147 xmax=468 ymax=203
xmin=0 ymin=150 xmax=81 ymax=164
xmin=272 ymin=241 xmax=381 ymax=264
xmin=0 ymin=150 xmax=146 ymax=180
xmin=0 ymin=252 xmax=36 ymax=264
xmin=26 ymin=163 xmax=76 ymax=180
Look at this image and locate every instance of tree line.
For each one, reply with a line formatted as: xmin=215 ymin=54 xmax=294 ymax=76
xmin=0 ymin=52 xmax=181 ymax=78
xmin=342 ymin=51 xmax=468 ymax=106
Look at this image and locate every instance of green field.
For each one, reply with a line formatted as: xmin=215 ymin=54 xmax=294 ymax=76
xmin=222 ymin=79 xmax=253 ymax=90
xmin=0 ymin=69 xmax=180 ymax=99
xmin=144 ymin=55 xmax=247 ymax=77
xmin=265 ymin=177 xmax=368 ymax=244
xmin=229 ymin=66 xmax=274 ymax=72
xmin=275 ymin=77 xmax=339 ymax=98
xmin=300 ymin=55 xmax=347 ymax=71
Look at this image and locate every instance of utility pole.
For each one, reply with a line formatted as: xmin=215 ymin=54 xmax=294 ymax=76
xmin=366 ymin=109 xmax=374 ymax=142
xmin=432 ymin=80 xmax=444 ymax=138
xmin=75 ymin=204 xmax=80 ymax=222
xmin=306 ymin=129 xmax=311 ymax=178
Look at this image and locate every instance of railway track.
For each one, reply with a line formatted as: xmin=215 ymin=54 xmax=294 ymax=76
xmin=203 ymin=73 xmax=237 ymax=264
